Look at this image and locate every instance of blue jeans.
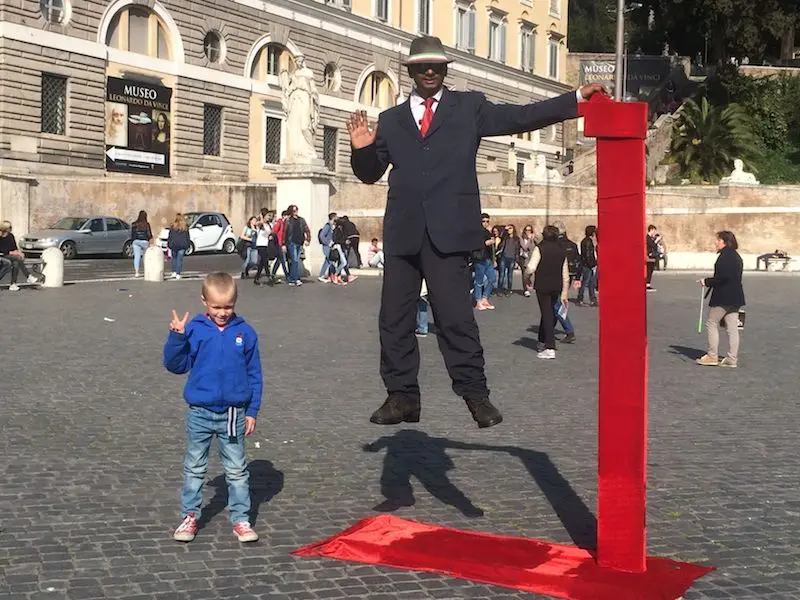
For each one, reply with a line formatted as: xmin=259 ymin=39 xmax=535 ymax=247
xmin=553 ymin=297 xmax=575 ymax=334
xmin=287 ymin=242 xmax=302 ymax=283
xmin=181 ymin=406 xmax=250 ymax=525
xmin=271 ymin=247 xmax=289 ymax=279
xmin=319 ymin=245 xmax=332 ymax=277
xmin=171 ymin=249 xmax=186 ymax=275
xmin=416 ymin=298 xmax=429 ymax=334
xmin=577 ymin=266 xmax=597 ymax=303
xmin=473 ymin=259 xmax=495 ymax=302
xmin=242 ymin=247 xmax=257 ymax=274
xmin=333 ymin=244 xmax=350 ymax=277
xmin=132 ymin=239 xmax=149 ymax=271
xmin=498 ymin=256 xmax=515 ymax=291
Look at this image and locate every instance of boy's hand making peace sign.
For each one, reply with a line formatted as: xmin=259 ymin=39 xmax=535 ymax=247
xmin=170 ymin=310 xmax=190 ymax=334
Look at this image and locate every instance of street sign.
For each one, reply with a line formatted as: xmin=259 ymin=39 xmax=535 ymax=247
xmin=104 ymin=76 xmax=172 ymax=176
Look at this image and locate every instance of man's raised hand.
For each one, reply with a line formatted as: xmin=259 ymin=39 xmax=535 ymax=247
xmin=347 ymin=110 xmax=378 ymax=149
xmin=579 ymin=82 xmax=609 ymax=100
xmin=170 ymin=310 xmax=190 ymax=334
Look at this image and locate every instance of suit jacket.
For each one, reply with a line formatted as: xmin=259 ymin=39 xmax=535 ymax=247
xmin=351 ymin=88 xmax=579 ymax=256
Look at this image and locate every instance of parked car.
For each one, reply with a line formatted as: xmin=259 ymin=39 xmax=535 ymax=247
xmin=157 ymin=212 xmax=237 ymax=256
xmin=20 ymin=216 xmax=134 ymax=260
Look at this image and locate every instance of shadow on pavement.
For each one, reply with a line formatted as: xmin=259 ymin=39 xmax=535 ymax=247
xmin=199 ymin=459 xmax=285 ymax=528
xmin=364 ymin=429 xmax=597 ymax=549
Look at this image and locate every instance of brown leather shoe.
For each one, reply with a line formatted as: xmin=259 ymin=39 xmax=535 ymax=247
xmin=464 ymin=397 xmax=503 ymax=428
xmin=370 ymin=393 xmax=421 ymax=425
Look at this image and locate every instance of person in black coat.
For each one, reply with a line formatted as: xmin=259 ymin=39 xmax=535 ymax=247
xmin=347 ymin=35 xmax=608 ymax=429
xmin=577 ymin=225 xmax=598 ymax=306
xmin=696 ymin=230 xmax=745 ymax=368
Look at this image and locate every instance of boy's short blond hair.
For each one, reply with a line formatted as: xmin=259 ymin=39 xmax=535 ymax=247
xmin=202 ymin=272 xmax=237 ymax=301
xmin=0 ymin=221 xmax=11 ymax=233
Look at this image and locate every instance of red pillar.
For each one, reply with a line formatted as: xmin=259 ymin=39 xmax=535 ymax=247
xmin=578 ymin=96 xmax=648 ymax=573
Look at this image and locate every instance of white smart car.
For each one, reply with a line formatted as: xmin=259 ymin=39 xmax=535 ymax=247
xmin=157 ymin=212 xmax=237 ymax=255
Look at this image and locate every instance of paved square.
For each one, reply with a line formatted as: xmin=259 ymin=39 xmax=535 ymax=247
xmin=1 ymin=272 xmax=799 ymax=600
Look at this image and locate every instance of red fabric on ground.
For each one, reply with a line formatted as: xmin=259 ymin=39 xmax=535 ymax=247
xmin=293 ymin=515 xmax=713 ymax=600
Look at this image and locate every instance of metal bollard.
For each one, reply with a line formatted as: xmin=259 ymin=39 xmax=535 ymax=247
xmin=143 ymin=245 xmax=164 ymax=282
xmin=41 ymin=247 xmax=64 ymax=288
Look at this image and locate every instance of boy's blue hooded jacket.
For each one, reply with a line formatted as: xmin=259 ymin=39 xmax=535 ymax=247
xmin=163 ymin=314 xmax=263 ymax=417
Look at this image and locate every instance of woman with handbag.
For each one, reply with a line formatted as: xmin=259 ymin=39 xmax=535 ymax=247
xmin=696 ymin=230 xmax=745 ymax=368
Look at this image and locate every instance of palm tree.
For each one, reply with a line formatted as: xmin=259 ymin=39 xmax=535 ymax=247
xmin=670 ymin=96 xmax=757 ymax=183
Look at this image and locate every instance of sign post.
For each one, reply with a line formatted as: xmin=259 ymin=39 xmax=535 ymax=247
xmin=105 ymin=76 xmax=172 ymax=176
xmin=579 ymin=95 xmax=648 ymax=573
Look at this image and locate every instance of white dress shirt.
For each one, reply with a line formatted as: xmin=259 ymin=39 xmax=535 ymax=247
xmin=408 ymin=87 xmax=586 ymax=131
xmin=409 ymin=88 xmax=443 ymax=131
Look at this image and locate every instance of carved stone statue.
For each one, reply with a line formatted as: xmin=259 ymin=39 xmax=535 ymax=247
xmin=280 ymin=55 xmax=320 ymax=164
xmin=525 ymin=153 xmax=549 ymax=182
xmin=524 ymin=153 xmax=563 ymax=183
xmin=720 ymin=158 xmax=759 ymax=185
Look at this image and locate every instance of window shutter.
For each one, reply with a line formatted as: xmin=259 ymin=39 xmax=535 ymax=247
xmin=468 ymin=10 xmax=476 ymax=53
xmin=500 ymin=22 xmax=507 ymax=63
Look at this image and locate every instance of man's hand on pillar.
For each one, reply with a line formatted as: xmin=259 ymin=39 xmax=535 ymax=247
xmin=579 ymin=83 xmax=610 ymax=101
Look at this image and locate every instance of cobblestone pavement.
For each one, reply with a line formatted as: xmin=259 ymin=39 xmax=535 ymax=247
xmin=1 ymin=273 xmax=799 ymax=600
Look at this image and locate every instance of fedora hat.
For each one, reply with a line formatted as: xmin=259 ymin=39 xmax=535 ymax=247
xmin=403 ymin=36 xmax=453 ymax=65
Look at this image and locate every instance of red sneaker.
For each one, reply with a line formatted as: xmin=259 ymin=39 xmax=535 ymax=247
xmin=173 ymin=514 xmax=198 ymax=542
xmin=233 ymin=522 xmax=259 ymax=543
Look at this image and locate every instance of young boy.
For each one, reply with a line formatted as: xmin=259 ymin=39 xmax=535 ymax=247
xmin=163 ymin=272 xmax=263 ymax=543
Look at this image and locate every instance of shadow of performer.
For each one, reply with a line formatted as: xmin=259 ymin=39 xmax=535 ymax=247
xmin=198 ymin=459 xmax=284 ymax=529
xmin=364 ymin=430 xmax=596 ymax=549
xmin=364 ymin=431 xmax=485 ymax=518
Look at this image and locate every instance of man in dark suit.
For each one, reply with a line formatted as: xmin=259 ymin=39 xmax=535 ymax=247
xmin=347 ymin=36 xmax=606 ymax=429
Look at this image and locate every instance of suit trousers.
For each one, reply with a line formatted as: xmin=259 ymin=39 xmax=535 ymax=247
xmin=380 ymin=230 xmax=489 ymax=399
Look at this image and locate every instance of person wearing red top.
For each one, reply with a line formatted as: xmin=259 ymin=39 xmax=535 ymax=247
xmin=270 ymin=210 xmax=290 ymax=282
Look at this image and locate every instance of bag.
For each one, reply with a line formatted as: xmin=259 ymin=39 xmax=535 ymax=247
xmin=721 ymin=309 xmax=746 ymax=330
xmin=318 ymin=227 xmax=326 ymax=245
xmin=236 ymin=239 xmax=248 ymax=259
xmin=329 ymin=246 xmax=340 ymax=263
xmin=266 ymin=235 xmax=279 ymax=261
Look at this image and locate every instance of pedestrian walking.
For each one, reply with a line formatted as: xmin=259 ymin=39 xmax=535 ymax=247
xmin=696 ymin=231 xmax=745 ymax=368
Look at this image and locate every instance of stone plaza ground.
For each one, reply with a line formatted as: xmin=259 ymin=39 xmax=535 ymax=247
xmin=1 ymin=272 xmax=799 ymax=600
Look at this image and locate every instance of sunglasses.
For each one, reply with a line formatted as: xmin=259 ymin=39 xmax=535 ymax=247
xmin=410 ymin=62 xmax=447 ymax=75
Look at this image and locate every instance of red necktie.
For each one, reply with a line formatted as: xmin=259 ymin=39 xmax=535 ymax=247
xmin=420 ymin=97 xmax=435 ymax=137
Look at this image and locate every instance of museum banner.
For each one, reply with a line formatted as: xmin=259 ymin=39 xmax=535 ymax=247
xmin=579 ymin=57 xmax=672 ymax=100
xmin=105 ymin=77 xmax=172 ymax=176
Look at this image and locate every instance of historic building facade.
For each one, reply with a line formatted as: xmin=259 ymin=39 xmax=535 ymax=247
xmin=0 ymin=0 xmax=572 ymax=234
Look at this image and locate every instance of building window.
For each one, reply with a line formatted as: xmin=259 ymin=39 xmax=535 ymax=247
xmin=265 ymin=116 xmax=282 ymax=164
xmin=455 ymin=3 xmax=476 ymax=53
xmin=417 ymin=0 xmax=432 ymax=34
xmin=40 ymin=0 xmax=68 ymax=24
xmin=323 ymin=126 xmax=338 ymax=171
xmin=250 ymin=43 xmax=294 ymax=80
xmin=488 ymin=13 xmax=507 ymax=63
xmin=203 ymin=104 xmax=222 ymax=156
xmin=41 ymin=74 xmax=67 ymax=135
xmin=359 ymin=71 xmax=396 ymax=109
xmin=549 ymin=0 xmax=561 ymax=17
xmin=105 ymin=6 xmax=172 ymax=59
xmin=375 ymin=0 xmax=389 ymax=21
xmin=323 ymin=62 xmax=342 ymax=92
xmin=548 ymin=37 xmax=559 ymax=78
xmin=520 ymin=24 xmax=536 ymax=73
xmin=203 ymin=31 xmax=224 ymax=64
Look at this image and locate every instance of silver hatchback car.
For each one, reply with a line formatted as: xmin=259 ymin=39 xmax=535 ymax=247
xmin=20 ymin=216 xmax=134 ymax=260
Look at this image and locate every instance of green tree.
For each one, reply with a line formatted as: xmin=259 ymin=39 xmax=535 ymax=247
xmin=567 ymin=0 xmax=617 ymax=52
xmin=670 ymin=96 xmax=757 ymax=182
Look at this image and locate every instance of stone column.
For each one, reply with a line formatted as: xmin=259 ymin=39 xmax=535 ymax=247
xmin=274 ymin=163 xmax=331 ymax=277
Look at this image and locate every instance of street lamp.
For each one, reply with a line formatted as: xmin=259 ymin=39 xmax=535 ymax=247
xmin=612 ymin=1 xmax=642 ymax=101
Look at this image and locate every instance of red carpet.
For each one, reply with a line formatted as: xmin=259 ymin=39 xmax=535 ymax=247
xmin=293 ymin=515 xmax=713 ymax=600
